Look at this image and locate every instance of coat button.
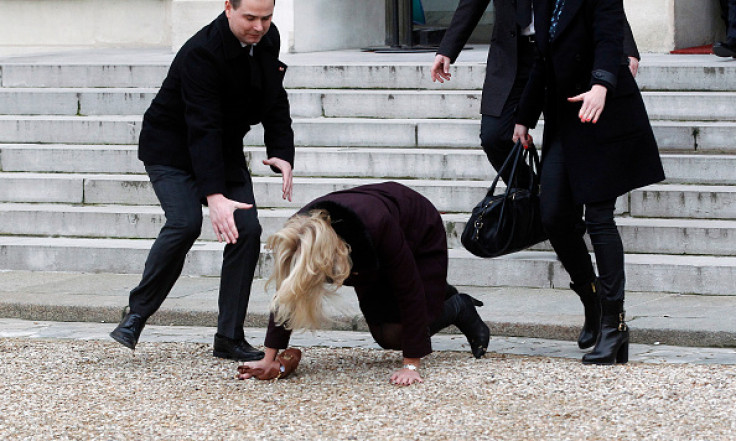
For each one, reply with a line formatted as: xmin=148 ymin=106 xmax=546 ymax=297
xmin=593 ymin=71 xmax=603 ymax=78
xmin=510 ymin=31 xmax=516 ymax=38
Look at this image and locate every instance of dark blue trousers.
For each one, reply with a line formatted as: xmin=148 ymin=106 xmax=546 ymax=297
xmin=722 ymin=0 xmax=736 ymax=42
xmin=129 ymin=165 xmax=262 ymax=340
xmin=538 ymin=137 xmax=625 ymax=304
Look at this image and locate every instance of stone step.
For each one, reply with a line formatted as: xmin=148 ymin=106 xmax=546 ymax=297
xmin=1 ymin=203 xmax=735 ymax=257
xmin=631 ymin=184 xmax=736 ymax=219
xmin=2 ymin=56 xmax=735 ymax=91
xmin=1 ymin=88 xmax=733 ymax=122
xmin=0 ymin=88 xmax=158 ymax=116
xmin=2 ymin=144 xmax=736 ymax=186
xmin=0 ymin=174 xmax=509 ymax=212
xmin=0 ymin=236 xmax=733 ymax=295
xmin=6 ymin=172 xmax=736 ymax=220
xmin=1 ymin=116 xmax=734 ymax=151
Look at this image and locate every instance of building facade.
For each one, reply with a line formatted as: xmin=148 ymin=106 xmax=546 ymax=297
xmin=0 ymin=0 xmax=727 ymax=55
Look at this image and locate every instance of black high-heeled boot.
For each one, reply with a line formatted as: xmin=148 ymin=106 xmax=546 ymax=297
xmin=430 ymin=293 xmax=490 ymax=358
xmin=570 ymin=278 xmax=602 ymax=350
xmin=582 ymin=303 xmax=629 ymax=365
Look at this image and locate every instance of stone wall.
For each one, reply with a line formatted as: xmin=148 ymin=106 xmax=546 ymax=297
xmin=0 ymin=0 xmax=728 ymax=55
xmin=0 ymin=0 xmax=171 ymax=56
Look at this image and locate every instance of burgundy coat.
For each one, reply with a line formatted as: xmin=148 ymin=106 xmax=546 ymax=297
xmin=264 ymin=182 xmax=448 ymax=358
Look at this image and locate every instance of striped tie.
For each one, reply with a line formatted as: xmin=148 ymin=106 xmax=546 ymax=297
xmin=549 ymin=0 xmax=566 ymax=40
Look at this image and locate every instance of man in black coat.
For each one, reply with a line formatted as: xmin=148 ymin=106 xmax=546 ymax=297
xmin=110 ymin=0 xmax=294 ymax=361
xmin=430 ymin=0 xmax=639 ymax=183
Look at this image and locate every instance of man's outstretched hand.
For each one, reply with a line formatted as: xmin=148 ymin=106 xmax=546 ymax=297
xmin=206 ymin=193 xmax=253 ymax=244
xmin=263 ymin=157 xmax=293 ymax=202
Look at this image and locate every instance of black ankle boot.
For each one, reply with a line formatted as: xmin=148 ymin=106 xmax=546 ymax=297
xmin=570 ymin=279 xmax=602 ymax=350
xmin=110 ymin=307 xmax=146 ymax=350
xmin=431 ymin=293 xmax=490 ymax=359
xmin=582 ymin=304 xmax=629 ymax=365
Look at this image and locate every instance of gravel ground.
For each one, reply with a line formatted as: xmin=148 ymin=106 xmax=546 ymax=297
xmin=1 ymin=338 xmax=735 ymax=441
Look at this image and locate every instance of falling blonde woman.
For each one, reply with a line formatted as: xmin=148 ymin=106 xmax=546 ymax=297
xmin=237 ymin=182 xmax=490 ymax=386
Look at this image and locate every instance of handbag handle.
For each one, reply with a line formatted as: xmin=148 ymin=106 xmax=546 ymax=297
xmin=486 ymin=140 xmax=526 ymax=197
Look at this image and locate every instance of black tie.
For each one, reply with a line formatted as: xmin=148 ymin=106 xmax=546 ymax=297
xmin=245 ymin=45 xmax=262 ymax=90
xmin=517 ymin=0 xmax=532 ymax=29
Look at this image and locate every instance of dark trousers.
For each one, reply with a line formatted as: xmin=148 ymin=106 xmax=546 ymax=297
xmin=129 ymin=165 xmax=262 ymax=340
xmin=367 ymin=285 xmax=458 ymax=351
xmin=723 ymin=0 xmax=736 ymax=41
xmin=538 ymin=137 xmax=625 ymax=304
xmin=480 ymin=36 xmax=536 ymax=184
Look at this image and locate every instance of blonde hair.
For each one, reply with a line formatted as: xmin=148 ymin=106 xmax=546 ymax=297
xmin=266 ymin=209 xmax=352 ymax=330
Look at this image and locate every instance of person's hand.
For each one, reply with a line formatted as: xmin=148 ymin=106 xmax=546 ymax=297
xmin=237 ymin=358 xmax=281 ymax=380
xmin=390 ymin=367 xmax=424 ymax=386
xmin=237 ymin=348 xmax=280 ymax=380
xmin=430 ymin=54 xmax=452 ymax=83
xmin=567 ymin=84 xmax=608 ymax=124
xmin=263 ymin=157 xmax=293 ymax=202
xmin=390 ymin=358 xmax=423 ymax=386
xmin=512 ymin=124 xmax=533 ymax=148
xmin=206 ymin=193 xmax=253 ymax=244
xmin=628 ymin=56 xmax=639 ymax=78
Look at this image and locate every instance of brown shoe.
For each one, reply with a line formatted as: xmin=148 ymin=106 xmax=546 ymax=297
xmin=276 ymin=348 xmax=302 ymax=379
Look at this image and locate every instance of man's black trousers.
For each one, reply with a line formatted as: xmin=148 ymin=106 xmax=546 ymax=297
xmin=128 ymin=164 xmax=262 ymax=341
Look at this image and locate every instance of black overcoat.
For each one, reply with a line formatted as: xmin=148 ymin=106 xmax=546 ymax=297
xmin=138 ymin=13 xmax=294 ymax=199
xmin=516 ymin=0 xmax=664 ymax=203
xmin=437 ymin=0 xmax=640 ymax=117
xmin=264 ymin=182 xmax=449 ymax=359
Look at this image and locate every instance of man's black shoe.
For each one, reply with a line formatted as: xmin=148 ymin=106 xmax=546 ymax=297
xmin=110 ymin=308 xmax=146 ymax=350
xmin=713 ymin=40 xmax=736 ymax=58
xmin=213 ymin=334 xmax=265 ymax=361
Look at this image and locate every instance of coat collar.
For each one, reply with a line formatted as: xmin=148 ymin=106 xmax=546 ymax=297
xmin=216 ymin=12 xmax=244 ymax=60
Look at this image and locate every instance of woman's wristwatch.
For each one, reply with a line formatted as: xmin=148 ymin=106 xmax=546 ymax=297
xmin=403 ymin=364 xmax=418 ymax=371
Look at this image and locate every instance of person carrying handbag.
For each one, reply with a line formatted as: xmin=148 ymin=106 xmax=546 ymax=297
xmin=513 ymin=0 xmax=665 ymax=364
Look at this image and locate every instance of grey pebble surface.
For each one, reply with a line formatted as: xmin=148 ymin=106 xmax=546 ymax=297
xmin=1 ymin=338 xmax=735 ymax=440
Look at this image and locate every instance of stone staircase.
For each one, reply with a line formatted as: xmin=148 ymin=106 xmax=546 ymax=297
xmin=1 ymin=52 xmax=736 ymax=297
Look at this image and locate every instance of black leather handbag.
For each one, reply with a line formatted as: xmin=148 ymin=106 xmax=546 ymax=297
xmin=461 ymin=140 xmax=547 ymax=258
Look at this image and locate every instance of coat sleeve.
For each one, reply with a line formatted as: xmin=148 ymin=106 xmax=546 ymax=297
xmin=437 ymin=0 xmax=492 ymax=62
xmin=262 ymin=26 xmax=295 ymax=174
xmin=623 ymin=13 xmax=640 ymax=60
xmin=589 ymin=0 xmax=625 ymax=91
xmin=371 ymin=215 xmax=432 ymax=359
xmin=264 ymin=312 xmax=292 ymax=350
xmin=180 ymin=47 xmax=228 ymax=197
xmin=515 ymin=45 xmax=546 ymax=129
xmin=262 ymin=84 xmax=295 ymax=171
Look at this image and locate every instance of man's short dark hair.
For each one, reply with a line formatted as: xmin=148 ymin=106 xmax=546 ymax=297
xmin=230 ymin=0 xmax=275 ymax=10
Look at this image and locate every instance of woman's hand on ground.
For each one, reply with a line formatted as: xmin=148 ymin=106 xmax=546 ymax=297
xmin=236 ymin=348 xmax=280 ymax=380
xmin=390 ymin=358 xmax=423 ymax=386
xmin=390 ymin=367 xmax=423 ymax=386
